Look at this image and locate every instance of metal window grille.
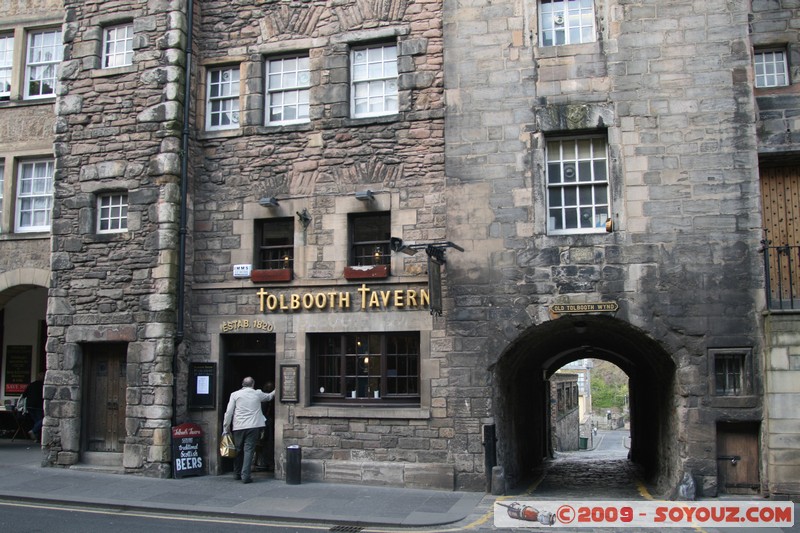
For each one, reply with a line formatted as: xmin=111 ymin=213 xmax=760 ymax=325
xmin=714 ymin=354 xmax=743 ymax=396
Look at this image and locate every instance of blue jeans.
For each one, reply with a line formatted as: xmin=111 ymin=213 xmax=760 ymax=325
xmin=233 ymin=427 xmax=261 ymax=481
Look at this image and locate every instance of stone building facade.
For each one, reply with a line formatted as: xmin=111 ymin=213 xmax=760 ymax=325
xmin=443 ymin=0 xmax=800 ymax=497
xmin=0 ymin=1 xmax=61 ymax=418
xmin=550 ymin=373 xmax=579 ymax=452
xmin=25 ymin=0 xmax=800 ymax=498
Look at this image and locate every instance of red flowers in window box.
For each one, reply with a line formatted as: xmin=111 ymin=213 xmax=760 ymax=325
xmin=250 ymin=269 xmax=292 ymax=283
xmin=343 ymin=264 xmax=390 ymax=280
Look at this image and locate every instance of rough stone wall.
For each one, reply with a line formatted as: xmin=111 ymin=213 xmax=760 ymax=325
xmin=751 ymin=0 xmax=800 ymax=156
xmin=47 ymin=0 xmax=187 ymax=476
xmin=444 ymin=0 xmax=764 ymax=494
xmin=187 ymin=0 xmax=450 ymax=487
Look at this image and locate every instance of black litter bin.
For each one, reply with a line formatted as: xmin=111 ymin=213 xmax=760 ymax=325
xmin=286 ymin=445 xmax=301 ymax=485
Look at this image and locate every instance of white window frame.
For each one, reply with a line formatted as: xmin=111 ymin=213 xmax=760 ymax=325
xmin=97 ymin=193 xmax=128 ymax=234
xmin=350 ymin=43 xmax=398 ymax=118
xmin=206 ymin=66 xmax=240 ymax=131
xmin=103 ymin=23 xmax=134 ymax=69
xmin=0 ymin=164 xmax=4 ymax=232
xmin=754 ymin=49 xmax=789 ymax=88
xmin=16 ymin=159 xmax=54 ymax=233
xmin=0 ymin=33 xmax=13 ymax=99
xmin=266 ymin=55 xmax=311 ymax=126
xmin=25 ymin=28 xmax=63 ymax=99
xmin=539 ymin=0 xmax=596 ymax=47
xmin=546 ymin=135 xmax=609 ymax=235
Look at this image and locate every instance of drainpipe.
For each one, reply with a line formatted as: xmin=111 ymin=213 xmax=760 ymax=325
xmin=174 ymin=0 xmax=194 ymax=427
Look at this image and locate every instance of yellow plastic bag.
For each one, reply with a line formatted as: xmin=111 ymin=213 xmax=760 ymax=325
xmin=219 ymin=433 xmax=237 ymax=458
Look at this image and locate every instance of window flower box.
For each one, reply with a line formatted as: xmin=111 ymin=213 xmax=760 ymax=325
xmin=343 ymin=264 xmax=390 ymax=280
xmin=250 ymin=269 xmax=292 ymax=283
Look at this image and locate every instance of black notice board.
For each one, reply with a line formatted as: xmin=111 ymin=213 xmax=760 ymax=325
xmin=172 ymin=423 xmax=204 ymax=478
xmin=188 ymin=362 xmax=216 ymax=409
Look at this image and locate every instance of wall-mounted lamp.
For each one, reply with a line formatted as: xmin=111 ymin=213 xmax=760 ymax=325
xmin=605 ymin=217 xmax=613 ymax=233
xmin=259 ymin=196 xmax=280 ymax=207
xmin=355 ymin=190 xmax=374 ymax=201
xmin=296 ymin=208 xmax=312 ymax=229
xmin=390 ymin=237 xmax=418 ymax=256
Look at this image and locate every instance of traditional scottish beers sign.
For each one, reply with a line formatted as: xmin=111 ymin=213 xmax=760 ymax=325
xmin=172 ymin=422 xmax=204 ymax=478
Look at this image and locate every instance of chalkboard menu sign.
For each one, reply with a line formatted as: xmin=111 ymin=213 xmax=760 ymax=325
xmin=4 ymin=346 xmax=32 ymax=395
xmin=188 ymin=362 xmax=216 ymax=409
xmin=171 ymin=422 xmax=204 ymax=479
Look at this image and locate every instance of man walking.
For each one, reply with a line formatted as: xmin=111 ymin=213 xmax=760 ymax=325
xmin=222 ymin=377 xmax=275 ymax=484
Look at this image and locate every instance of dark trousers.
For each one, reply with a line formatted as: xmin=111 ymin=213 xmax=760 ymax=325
xmin=233 ymin=427 xmax=261 ymax=481
xmin=27 ymin=408 xmax=44 ymax=437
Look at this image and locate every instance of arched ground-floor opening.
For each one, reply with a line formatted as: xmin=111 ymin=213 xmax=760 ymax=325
xmin=493 ymin=315 xmax=677 ymax=496
xmin=0 ymin=283 xmax=48 ymax=441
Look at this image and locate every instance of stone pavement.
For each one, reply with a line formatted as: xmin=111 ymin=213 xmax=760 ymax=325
xmin=0 ymin=439 xmax=486 ymax=529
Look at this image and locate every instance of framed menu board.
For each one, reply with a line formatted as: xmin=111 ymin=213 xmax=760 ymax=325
xmin=188 ymin=362 xmax=216 ymax=409
xmin=4 ymin=346 xmax=32 ymax=395
xmin=280 ymin=364 xmax=299 ymax=403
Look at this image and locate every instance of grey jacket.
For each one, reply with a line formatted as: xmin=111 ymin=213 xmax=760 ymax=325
xmin=223 ymin=387 xmax=275 ymax=432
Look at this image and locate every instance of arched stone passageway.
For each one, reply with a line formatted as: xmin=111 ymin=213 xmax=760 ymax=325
xmin=493 ymin=315 xmax=677 ymax=495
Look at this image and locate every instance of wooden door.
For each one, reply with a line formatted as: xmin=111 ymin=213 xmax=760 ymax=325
xmin=717 ymin=422 xmax=760 ymax=494
xmin=760 ymin=167 xmax=800 ymax=304
xmin=85 ymin=345 xmax=127 ymax=453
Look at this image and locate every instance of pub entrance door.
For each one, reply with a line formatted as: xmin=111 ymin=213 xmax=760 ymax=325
xmin=220 ymin=334 xmax=276 ymax=474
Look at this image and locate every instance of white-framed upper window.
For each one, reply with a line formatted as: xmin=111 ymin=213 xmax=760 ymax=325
xmin=539 ymin=0 xmax=596 ymax=47
xmin=97 ymin=193 xmax=128 ymax=233
xmin=755 ymin=49 xmax=789 ymax=88
xmin=0 ymin=164 xmax=4 ymax=231
xmin=103 ymin=23 xmax=134 ymax=69
xmin=16 ymin=160 xmax=54 ymax=233
xmin=25 ymin=28 xmax=63 ymax=99
xmin=266 ymin=55 xmax=310 ymax=125
xmin=206 ymin=66 xmax=240 ymax=130
xmin=546 ymin=136 xmax=609 ymax=234
xmin=351 ymin=43 xmax=398 ymax=118
xmin=0 ymin=33 xmax=13 ymax=99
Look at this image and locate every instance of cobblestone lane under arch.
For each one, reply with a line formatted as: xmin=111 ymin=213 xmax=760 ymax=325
xmin=529 ymin=429 xmax=649 ymax=500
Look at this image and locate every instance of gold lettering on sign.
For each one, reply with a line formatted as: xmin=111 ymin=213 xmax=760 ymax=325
xmin=257 ymin=284 xmax=429 ymax=313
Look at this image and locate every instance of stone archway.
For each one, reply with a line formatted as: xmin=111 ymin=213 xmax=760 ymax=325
xmin=0 ymin=268 xmax=50 ymax=308
xmin=492 ymin=314 xmax=678 ymax=495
